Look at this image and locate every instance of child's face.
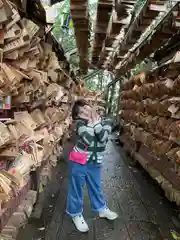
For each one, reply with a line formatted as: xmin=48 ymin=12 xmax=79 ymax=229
xmin=78 ymin=105 xmax=92 ymax=120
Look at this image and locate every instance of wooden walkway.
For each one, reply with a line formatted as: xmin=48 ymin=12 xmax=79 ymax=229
xmin=17 ymin=141 xmax=176 ymax=240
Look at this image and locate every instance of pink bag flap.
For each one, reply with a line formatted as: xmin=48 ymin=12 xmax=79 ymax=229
xmin=69 ymin=145 xmax=88 ymax=165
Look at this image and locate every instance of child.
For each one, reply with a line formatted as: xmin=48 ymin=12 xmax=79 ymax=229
xmin=66 ymin=99 xmax=118 ymax=232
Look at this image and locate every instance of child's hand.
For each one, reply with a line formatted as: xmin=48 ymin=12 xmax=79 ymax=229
xmin=91 ymin=108 xmax=100 ymax=123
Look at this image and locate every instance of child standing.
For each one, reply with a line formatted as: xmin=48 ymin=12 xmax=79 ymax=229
xmin=66 ymin=99 xmax=118 ymax=232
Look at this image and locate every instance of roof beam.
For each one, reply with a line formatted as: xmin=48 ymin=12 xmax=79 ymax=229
xmin=153 ymin=31 xmax=180 ymax=64
xmin=113 ymin=0 xmax=168 ymax=69
xmin=91 ymin=0 xmax=113 ymax=65
xmin=115 ymin=2 xmax=180 ymax=76
xmin=70 ymin=0 xmax=90 ymax=74
xmin=96 ymin=0 xmax=135 ymax=70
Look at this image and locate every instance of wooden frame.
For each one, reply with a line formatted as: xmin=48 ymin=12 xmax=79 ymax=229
xmin=116 ymin=2 xmax=180 ymax=76
xmin=91 ymin=0 xmax=113 ymax=65
xmin=70 ymin=0 xmax=90 ymax=74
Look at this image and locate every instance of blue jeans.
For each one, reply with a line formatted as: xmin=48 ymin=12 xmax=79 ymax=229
xmin=66 ymin=161 xmax=106 ymax=217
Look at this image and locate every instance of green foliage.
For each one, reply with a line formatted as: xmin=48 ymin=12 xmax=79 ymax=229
xmin=131 ymin=59 xmax=155 ymax=78
xmin=52 ymin=0 xmax=113 ymax=93
xmin=88 ymin=2 xmax=98 ymax=23
xmin=130 ymin=0 xmax=146 ymax=24
xmin=84 ymin=70 xmax=113 ymax=92
xmin=107 ymin=81 xmax=120 ymax=117
xmin=69 ymin=53 xmax=79 ymax=69
xmin=85 ymin=72 xmax=102 ymax=91
xmin=53 ymin=0 xmax=98 ymax=70
xmin=53 ymin=0 xmax=76 ymax=52
xmin=133 ymin=0 xmax=146 ymax=15
xmin=131 ymin=61 xmax=148 ymax=76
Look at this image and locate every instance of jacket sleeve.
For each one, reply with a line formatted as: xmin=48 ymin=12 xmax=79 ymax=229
xmin=93 ymin=119 xmax=112 ymax=143
xmin=76 ymin=120 xmax=95 ymax=145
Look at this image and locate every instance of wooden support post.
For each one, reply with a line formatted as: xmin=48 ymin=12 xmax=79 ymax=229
xmin=22 ymin=0 xmax=27 ymax=12
xmin=104 ymin=86 xmax=109 ymax=115
xmin=91 ymin=0 xmax=113 ymax=65
xmin=70 ymin=0 xmax=90 ymax=74
xmin=108 ymin=83 xmax=115 ymax=115
xmin=116 ymin=80 xmax=121 ymax=120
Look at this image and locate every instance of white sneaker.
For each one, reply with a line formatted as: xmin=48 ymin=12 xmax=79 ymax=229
xmin=72 ymin=215 xmax=89 ymax=232
xmin=99 ymin=207 xmax=118 ymax=220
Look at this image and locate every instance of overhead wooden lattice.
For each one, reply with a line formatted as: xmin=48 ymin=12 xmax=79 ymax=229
xmin=70 ymin=0 xmax=90 ymax=74
xmin=91 ymin=0 xmax=113 ymax=66
xmin=113 ymin=0 xmax=168 ymax=70
xmin=154 ymin=31 xmax=180 ymax=65
xmin=97 ymin=0 xmax=136 ymax=70
xmin=116 ymin=2 xmax=180 ymax=76
xmin=11 ymin=0 xmax=46 ymax=25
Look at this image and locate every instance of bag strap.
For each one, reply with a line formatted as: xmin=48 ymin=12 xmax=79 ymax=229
xmin=84 ymin=145 xmax=88 ymax=152
xmin=73 ymin=144 xmax=88 ymax=152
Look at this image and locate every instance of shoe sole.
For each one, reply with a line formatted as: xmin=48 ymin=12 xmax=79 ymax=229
xmin=76 ymin=228 xmax=89 ymax=233
xmin=99 ymin=215 xmax=119 ymax=220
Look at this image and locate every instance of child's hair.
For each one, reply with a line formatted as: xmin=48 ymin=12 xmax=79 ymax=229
xmin=72 ymin=99 xmax=89 ymax=120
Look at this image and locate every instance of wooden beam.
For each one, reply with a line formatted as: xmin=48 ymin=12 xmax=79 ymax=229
xmin=113 ymin=0 xmax=168 ymax=69
xmin=97 ymin=10 xmax=127 ymax=68
xmin=116 ymin=81 xmax=121 ymax=118
xmin=91 ymin=0 xmax=113 ymax=65
xmin=97 ymin=0 xmax=136 ymax=69
xmin=115 ymin=2 xmax=180 ymax=76
xmin=104 ymin=86 xmax=109 ymax=115
xmin=154 ymin=31 xmax=180 ymax=64
xmin=70 ymin=0 xmax=90 ymax=74
xmin=108 ymin=83 xmax=116 ymax=115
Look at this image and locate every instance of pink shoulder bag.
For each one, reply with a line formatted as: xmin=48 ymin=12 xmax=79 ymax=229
xmin=69 ymin=145 xmax=88 ymax=165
